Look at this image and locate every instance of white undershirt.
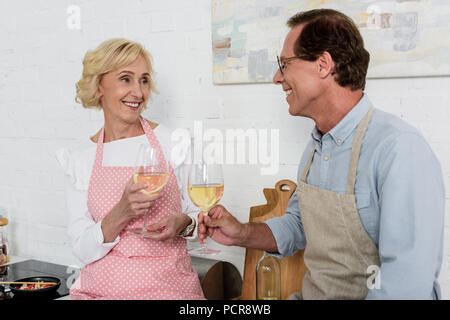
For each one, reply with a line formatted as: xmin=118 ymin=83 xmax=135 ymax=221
xmin=56 ymin=124 xmax=199 ymax=266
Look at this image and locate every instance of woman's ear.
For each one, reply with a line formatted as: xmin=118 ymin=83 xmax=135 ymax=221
xmin=317 ymin=51 xmax=334 ymax=78
xmin=98 ymin=78 xmax=104 ymax=98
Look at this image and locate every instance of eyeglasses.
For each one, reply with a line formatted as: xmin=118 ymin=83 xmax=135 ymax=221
xmin=277 ymin=55 xmax=336 ymax=76
xmin=277 ymin=55 xmax=302 ymax=76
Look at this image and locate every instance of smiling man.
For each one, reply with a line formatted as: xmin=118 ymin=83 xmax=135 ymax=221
xmin=199 ymin=9 xmax=445 ymax=299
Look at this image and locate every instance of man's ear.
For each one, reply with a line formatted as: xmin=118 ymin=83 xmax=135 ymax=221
xmin=317 ymin=51 xmax=334 ymax=78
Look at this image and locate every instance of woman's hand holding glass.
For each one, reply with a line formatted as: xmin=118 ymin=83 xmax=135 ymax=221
xmin=146 ymin=213 xmax=193 ymax=242
xmin=117 ymin=177 xmax=163 ymax=220
xmin=101 ymin=177 xmax=163 ymax=243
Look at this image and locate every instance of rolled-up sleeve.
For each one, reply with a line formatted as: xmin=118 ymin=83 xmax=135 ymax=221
xmin=365 ymin=133 xmax=445 ymax=299
xmin=264 ymin=190 xmax=307 ymax=257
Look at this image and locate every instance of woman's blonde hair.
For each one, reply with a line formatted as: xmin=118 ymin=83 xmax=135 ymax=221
xmin=75 ymin=38 xmax=158 ymax=109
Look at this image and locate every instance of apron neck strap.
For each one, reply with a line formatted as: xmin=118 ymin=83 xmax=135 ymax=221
xmin=93 ymin=127 xmax=105 ymax=167
xmin=94 ymin=115 xmax=149 ymax=167
xmin=138 ymin=115 xmax=151 ymax=134
xmin=300 ymin=145 xmax=316 ymax=182
xmin=138 ymin=115 xmax=168 ymax=169
xmin=299 ymin=107 xmax=375 ymax=194
xmin=345 ymin=107 xmax=375 ymax=194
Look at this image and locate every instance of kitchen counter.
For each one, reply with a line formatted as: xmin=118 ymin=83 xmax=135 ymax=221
xmin=1 ymin=258 xmax=72 ymax=300
xmin=1 ymin=255 xmax=242 ymax=300
xmin=0 ymin=255 xmax=29 ymax=267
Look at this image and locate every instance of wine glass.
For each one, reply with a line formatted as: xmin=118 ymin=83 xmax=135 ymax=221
xmin=129 ymin=143 xmax=169 ymax=238
xmin=188 ymin=162 xmax=223 ymax=255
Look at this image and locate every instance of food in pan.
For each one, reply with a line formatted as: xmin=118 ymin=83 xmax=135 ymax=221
xmin=18 ymin=282 xmax=55 ymax=290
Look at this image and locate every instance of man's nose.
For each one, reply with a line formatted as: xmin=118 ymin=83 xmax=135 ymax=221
xmin=273 ymin=68 xmax=283 ymax=85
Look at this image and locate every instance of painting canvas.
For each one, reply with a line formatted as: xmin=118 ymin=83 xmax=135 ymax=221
xmin=211 ymin=0 xmax=450 ymax=84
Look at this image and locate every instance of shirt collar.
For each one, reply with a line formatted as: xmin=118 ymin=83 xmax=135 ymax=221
xmin=311 ymin=93 xmax=372 ymax=146
xmin=311 ymin=126 xmax=322 ymax=143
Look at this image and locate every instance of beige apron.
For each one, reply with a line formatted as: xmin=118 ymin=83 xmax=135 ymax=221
xmin=297 ymin=107 xmax=380 ymax=300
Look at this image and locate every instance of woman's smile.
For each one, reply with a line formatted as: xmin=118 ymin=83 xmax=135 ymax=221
xmin=122 ymin=100 xmax=143 ymax=110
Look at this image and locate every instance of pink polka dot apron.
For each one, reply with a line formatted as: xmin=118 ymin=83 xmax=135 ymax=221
xmin=70 ymin=116 xmax=204 ymax=300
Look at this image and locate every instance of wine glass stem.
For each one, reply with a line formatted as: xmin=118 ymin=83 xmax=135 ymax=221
xmin=201 ymin=211 xmax=209 ymax=248
xmin=143 ymin=210 xmax=149 ymax=231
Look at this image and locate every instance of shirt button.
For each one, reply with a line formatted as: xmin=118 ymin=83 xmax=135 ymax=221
xmin=323 ymin=155 xmax=329 ymax=161
xmin=337 ymin=139 xmax=342 ymax=144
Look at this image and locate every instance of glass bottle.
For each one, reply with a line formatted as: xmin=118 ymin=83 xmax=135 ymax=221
xmin=256 ymin=251 xmax=281 ymax=300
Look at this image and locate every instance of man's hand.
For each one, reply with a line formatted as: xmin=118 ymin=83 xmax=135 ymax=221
xmin=198 ymin=205 xmax=279 ymax=252
xmin=198 ymin=205 xmax=248 ymax=246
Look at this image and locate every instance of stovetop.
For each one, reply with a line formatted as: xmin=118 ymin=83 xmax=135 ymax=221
xmin=0 ymin=259 xmax=71 ymax=300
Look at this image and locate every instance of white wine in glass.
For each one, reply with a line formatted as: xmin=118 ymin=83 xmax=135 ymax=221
xmin=188 ymin=163 xmax=223 ymax=255
xmin=129 ymin=143 xmax=168 ymax=238
xmin=132 ymin=172 xmax=168 ymax=195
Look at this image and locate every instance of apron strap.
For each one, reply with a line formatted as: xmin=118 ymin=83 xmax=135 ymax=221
xmin=346 ymin=107 xmax=375 ymax=195
xmin=299 ymin=107 xmax=375 ymax=190
xmin=300 ymin=145 xmax=316 ymax=182
xmin=93 ymin=116 xmax=161 ymax=169
xmin=138 ymin=116 xmax=167 ymax=169
xmin=93 ymin=127 xmax=105 ymax=168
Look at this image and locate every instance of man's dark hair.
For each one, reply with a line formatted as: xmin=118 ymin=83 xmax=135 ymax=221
xmin=287 ymin=9 xmax=369 ymax=90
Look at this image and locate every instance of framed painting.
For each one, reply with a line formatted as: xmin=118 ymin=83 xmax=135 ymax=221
xmin=211 ymin=0 xmax=450 ymax=84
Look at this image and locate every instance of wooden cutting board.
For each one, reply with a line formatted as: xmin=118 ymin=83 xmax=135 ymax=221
xmin=239 ymin=180 xmax=307 ymax=300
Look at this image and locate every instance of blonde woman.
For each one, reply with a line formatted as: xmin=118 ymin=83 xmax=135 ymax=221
xmin=56 ymin=38 xmax=204 ymax=300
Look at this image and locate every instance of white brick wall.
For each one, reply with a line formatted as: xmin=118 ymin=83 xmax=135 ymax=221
xmin=1 ymin=0 xmax=449 ymax=298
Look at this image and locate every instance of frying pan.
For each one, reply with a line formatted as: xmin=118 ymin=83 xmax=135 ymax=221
xmin=9 ymin=276 xmax=61 ymax=297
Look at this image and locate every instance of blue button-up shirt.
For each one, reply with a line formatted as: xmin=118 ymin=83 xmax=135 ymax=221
xmin=265 ymin=94 xmax=445 ymax=299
